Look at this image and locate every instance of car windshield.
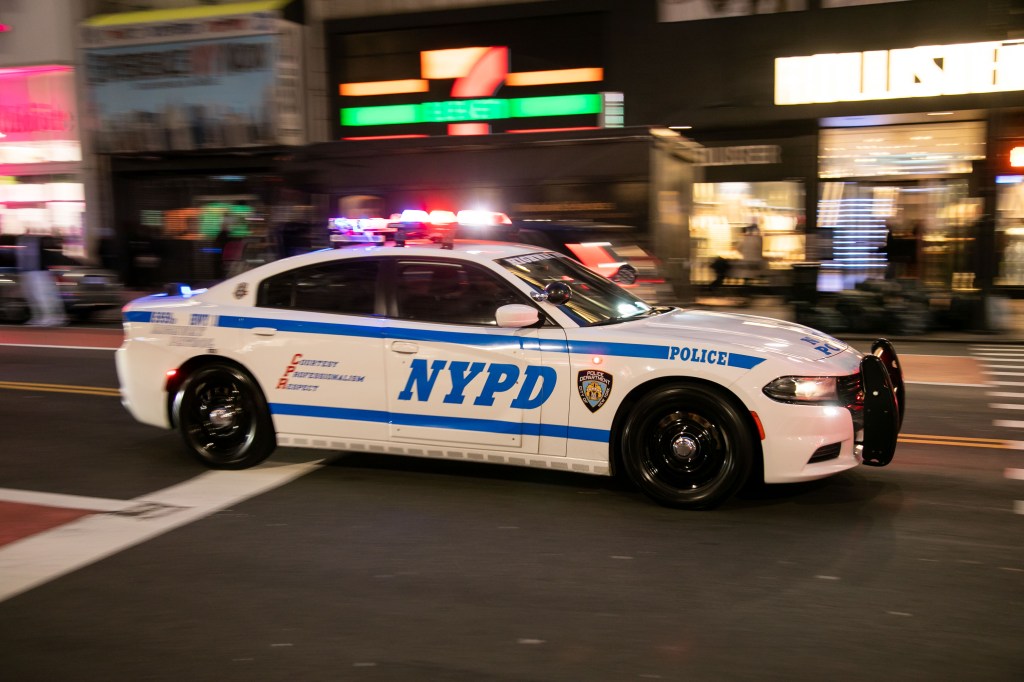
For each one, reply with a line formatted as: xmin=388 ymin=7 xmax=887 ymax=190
xmin=497 ymin=252 xmax=664 ymax=326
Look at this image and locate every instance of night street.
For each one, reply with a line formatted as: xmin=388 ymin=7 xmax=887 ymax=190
xmin=0 ymin=326 xmax=1021 ymax=681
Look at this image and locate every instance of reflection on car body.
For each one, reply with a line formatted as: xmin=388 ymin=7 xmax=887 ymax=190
xmin=117 ymin=241 xmax=904 ymax=509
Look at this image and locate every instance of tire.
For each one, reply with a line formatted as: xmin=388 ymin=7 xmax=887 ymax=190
xmin=620 ymin=383 xmax=755 ymax=509
xmin=174 ymin=363 xmax=276 ymax=469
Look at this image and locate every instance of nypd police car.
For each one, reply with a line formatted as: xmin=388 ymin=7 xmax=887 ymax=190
xmin=116 ymin=241 xmax=904 ymax=509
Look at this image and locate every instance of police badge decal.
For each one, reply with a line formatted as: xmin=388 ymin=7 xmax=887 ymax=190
xmin=578 ymin=369 xmax=612 ymax=413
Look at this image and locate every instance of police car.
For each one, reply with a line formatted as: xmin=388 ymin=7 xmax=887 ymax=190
xmin=116 ymin=241 xmax=905 ymax=509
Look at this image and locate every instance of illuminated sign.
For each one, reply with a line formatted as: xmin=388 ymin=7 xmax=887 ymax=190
xmin=342 ymin=94 xmax=601 ymax=127
xmin=0 ymin=66 xmax=80 ymax=165
xmin=775 ymin=40 xmax=1024 ymax=105
xmin=1012 ymin=147 xmax=1024 ymax=168
xmin=339 ymin=46 xmax=607 ymax=137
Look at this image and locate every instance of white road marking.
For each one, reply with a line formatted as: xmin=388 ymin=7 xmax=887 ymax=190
xmin=989 ymin=371 xmax=1024 ymax=376
xmin=983 ymin=364 xmax=1024 ymax=369
xmin=992 ymin=381 xmax=1024 ymax=387
xmin=0 ymin=488 xmax=129 ymax=512
xmin=987 ymin=392 xmax=1024 ymax=398
xmin=994 ymin=420 xmax=1024 ymax=429
xmin=1006 ymin=468 xmax=1024 ymax=481
xmin=989 ymin=404 xmax=1024 ymax=410
xmin=0 ymin=458 xmax=322 ymax=603
xmin=973 ymin=346 xmax=1024 ymax=351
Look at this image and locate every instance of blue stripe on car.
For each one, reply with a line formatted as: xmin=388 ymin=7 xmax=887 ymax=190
xmin=268 ymin=403 xmax=610 ymax=443
xmin=133 ymin=313 xmax=764 ymax=369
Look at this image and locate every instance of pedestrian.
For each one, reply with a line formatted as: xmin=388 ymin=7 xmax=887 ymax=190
xmin=735 ymin=223 xmax=765 ymax=288
xmin=17 ymin=233 xmax=67 ymax=326
xmin=710 ymin=255 xmax=731 ymax=291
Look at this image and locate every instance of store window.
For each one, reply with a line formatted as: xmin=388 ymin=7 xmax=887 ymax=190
xmin=817 ymin=121 xmax=985 ymax=290
xmin=0 ymin=176 xmax=86 ymax=256
xmin=691 ymin=181 xmax=805 ymax=285
xmin=997 ymin=175 xmax=1024 ymax=286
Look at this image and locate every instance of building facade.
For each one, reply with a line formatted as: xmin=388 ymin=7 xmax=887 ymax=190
xmin=0 ymin=0 xmax=90 ymax=257
xmin=25 ymin=0 xmax=1024 ymax=295
xmin=317 ymin=0 xmax=1024 ymax=293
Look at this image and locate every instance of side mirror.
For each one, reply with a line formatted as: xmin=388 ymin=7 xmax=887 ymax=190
xmin=612 ymin=263 xmax=638 ymax=285
xmin=495 ymin=304 xmax=541 ymax=328
xmin=542 ymin=281 xmax=573 ymax=305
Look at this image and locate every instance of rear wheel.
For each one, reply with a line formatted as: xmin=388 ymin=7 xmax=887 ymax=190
xmin=620 ymin=383 xmax=754 ymax=509
xmin=174 ymin=364 xmax=275 ymax=469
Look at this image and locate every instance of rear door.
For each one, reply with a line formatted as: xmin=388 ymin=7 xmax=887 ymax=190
xmin=236 ymin=257 xmax=388 ymax=441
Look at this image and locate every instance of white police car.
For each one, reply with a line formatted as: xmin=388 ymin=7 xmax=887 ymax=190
xmin=116 ymin=241 xmax=904 ymax=509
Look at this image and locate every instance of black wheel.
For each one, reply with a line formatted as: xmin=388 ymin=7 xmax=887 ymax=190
xmin=174 ymin=364 xmax=275 ymax=469
xmin=619 ymin=383 xmax=755 ymax=509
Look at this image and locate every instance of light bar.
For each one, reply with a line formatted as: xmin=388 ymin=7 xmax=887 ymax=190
xmin=340 ymin=79 xmax=429 ymax=97
xmin=341 ymin=94 xmax=601 ymax=127
xmin=506 ymin=68 xmax=603 ymax=87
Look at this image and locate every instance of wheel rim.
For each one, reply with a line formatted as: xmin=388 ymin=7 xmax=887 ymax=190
xmin=639 ymin=409 xmax=729 ymax=492
xmin=183 ymin=370 xmax=256 ymax=463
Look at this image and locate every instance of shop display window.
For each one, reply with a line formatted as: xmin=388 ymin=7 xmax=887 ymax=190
xmin=817 ymin=179 xmax=979 ymax=290
xmin=0 ymin=176 xmax=86 ymax=257
xmin=996 ymin=176 xmax=1024 ymax=286
xmin=691 ymin=181 xmax=805 ymax=284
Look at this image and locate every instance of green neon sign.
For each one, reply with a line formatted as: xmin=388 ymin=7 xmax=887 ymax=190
xmin=341 ymin=94 xmax=601 ymax=127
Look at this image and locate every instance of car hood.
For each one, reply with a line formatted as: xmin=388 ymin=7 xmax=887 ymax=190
xmin=618 ymin=308 xmax=852 ymax=363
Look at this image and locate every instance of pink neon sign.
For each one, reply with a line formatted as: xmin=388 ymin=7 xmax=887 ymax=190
xmin=0 ymin=66 xmax=77 ymax=141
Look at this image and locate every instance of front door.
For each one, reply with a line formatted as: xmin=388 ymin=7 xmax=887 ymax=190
xmin=383 ymin=258 xmax=562 ymax=452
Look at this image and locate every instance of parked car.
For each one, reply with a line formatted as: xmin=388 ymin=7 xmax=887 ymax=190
xmin=0 ymin=241 xmax=123 ymax=323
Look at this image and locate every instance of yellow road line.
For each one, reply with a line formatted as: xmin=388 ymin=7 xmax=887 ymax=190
xmin=0 ymin=381 xmax=121 ymax=397
xmin=898 ymin=433 xmax=1018 ymax=450
xmin=900 ymin=433 xmax=1006 ymax=445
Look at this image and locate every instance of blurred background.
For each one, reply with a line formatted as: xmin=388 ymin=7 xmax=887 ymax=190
xmin=2 ymin=0 xmax=1024 ymax=332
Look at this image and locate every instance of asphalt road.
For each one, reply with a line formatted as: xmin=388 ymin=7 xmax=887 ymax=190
xmin=0 ymin=329 xmax=1021 ymax=681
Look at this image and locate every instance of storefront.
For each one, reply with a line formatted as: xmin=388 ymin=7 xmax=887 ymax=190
xmin=0 ymin=65 xmax=85 ymax=255
xmin=79 ymin=0 xmax=306 ymax=284
xmin=315 ymin=0 xmax=1022 ymax=297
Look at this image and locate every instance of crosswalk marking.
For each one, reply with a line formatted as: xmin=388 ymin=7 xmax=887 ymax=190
xmin=994 ymin=420 xmax=1024 ymax=429
xmin=987 ymin=392 xmax=1024 ymax=398
xmin=990 ymin=403 xmax=1024 ymax=410
xmin=0 ymin=457 xmax=323 ymax=604
xmin=0 ymin=489 xmax=128 ymax=512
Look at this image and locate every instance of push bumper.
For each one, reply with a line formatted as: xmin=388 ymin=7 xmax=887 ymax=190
xmin=857 ymin=338 xmax=905 ymax=467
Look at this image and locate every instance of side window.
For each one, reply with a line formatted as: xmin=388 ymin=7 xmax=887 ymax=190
xmin=395 ymin=260 xmax=530 ymax=326
xmin=257 ymin=259 xmax=379 ymax=316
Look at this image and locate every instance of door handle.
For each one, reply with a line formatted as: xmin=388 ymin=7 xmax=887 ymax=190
xmin=252 ymin=327 xmax=277 ymax=337
xmin=391 ymin=341 xmax=419 ymax=354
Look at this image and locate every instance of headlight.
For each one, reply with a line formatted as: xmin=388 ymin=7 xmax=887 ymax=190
xmin=763 ymin=376 xmax=839 ymax=404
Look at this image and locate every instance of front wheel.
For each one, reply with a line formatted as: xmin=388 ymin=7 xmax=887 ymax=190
xmin=174 ymin=363 xmax=275 ymax=469
xmin=619 ymin=383 xmax=755 ymax=509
